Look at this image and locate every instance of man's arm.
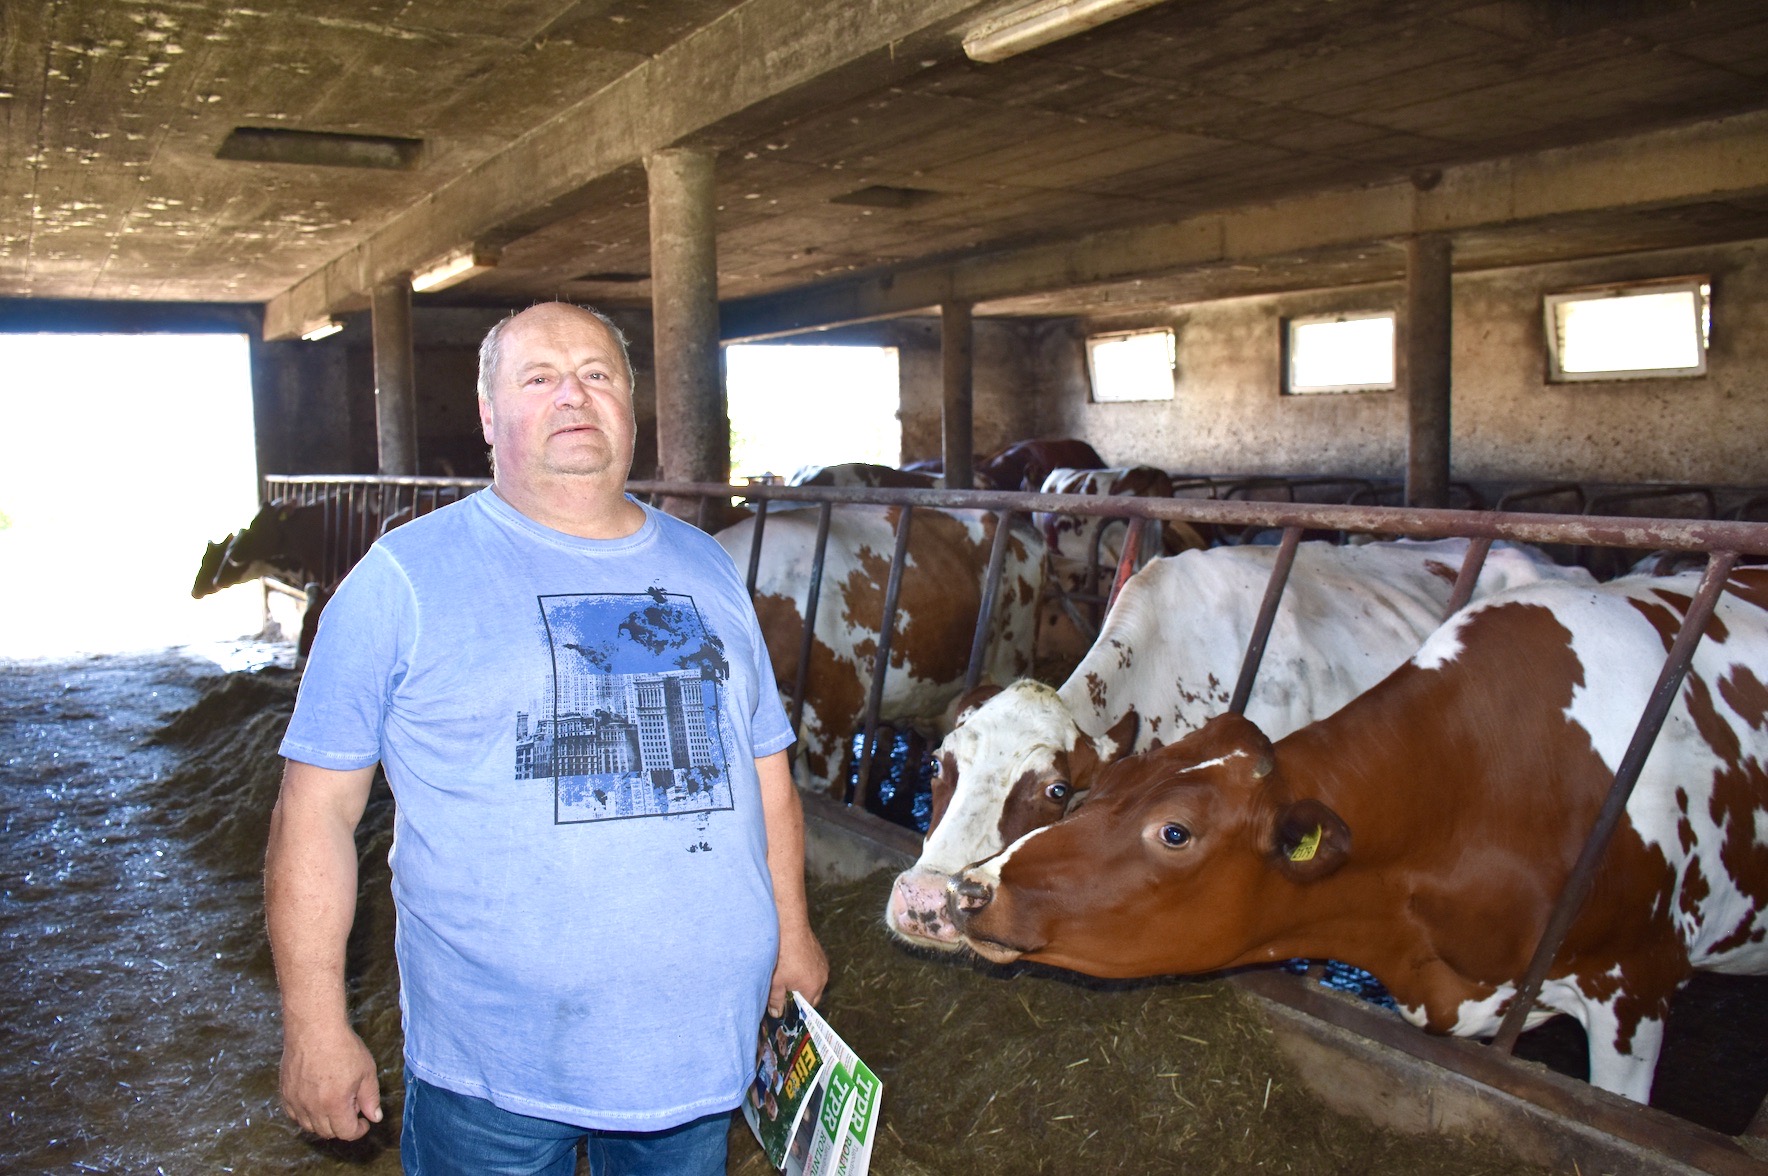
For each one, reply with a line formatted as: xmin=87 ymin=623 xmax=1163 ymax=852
xmin=756 ymin=750 xmax=829 ymax=1015
xmin=264 ymin=759 xmax=383 ymax=1140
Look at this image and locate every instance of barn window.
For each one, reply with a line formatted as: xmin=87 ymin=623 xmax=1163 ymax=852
xmin=1545 ymin=278 xmax=1710 ymax=382
xmin=1086 ymin=328 xmax=1176 ymax=403
xmin=725 ymin=344 xmax=902 ymax=481
xmin=1284 ymin=312 xmax=1395 ymax=395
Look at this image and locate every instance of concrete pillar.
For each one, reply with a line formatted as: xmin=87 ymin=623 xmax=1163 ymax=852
xmin=941 ymin=301 xmax=975 ymax=490
xmin=646 ymin=147 xmax=724 ymax=519
xmin=370 ymin=277 xmax=418 ymax=476
xmin=1402 ymin=233 xmax=1452 ymax=509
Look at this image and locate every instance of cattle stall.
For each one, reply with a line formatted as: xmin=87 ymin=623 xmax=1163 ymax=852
xmin=260 ymin=472 xmax=1768 ymax=1174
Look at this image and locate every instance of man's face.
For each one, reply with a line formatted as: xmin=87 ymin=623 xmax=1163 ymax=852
xmin=479 ymin=305 xmax=636 ymax=485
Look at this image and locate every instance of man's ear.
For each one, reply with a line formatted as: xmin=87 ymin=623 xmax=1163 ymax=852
xmin=1269 ymin=798 xmax=1351 ymax=882
xmin=478 ymin=394 xmax=495 ymax=444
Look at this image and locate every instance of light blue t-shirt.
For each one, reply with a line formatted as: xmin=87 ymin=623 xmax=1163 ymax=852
xmin=280 ymin=489 xmax=794 ymax=1131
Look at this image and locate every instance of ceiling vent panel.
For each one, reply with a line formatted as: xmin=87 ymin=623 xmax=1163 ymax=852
xmin=829 ymin=185 xmax=942 ymax=210
xmin=216 ymin=127 xmax=424 ymax=170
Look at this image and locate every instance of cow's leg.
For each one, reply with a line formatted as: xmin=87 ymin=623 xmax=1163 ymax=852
xmin=1580 ymin=990 xmax=1667 ymax=1103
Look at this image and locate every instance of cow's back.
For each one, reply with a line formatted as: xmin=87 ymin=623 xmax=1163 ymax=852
xmin=1436 ymin=569 xmax=1768 ymax=974
xmin=715 ymin=505 xmax=1042 ymax=791
xmin=1058 ymin=538 xmax=1588 ymax=747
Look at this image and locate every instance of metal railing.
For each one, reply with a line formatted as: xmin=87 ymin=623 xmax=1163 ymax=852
xmin=264 ymin=471 xmax=1768 ymax=1161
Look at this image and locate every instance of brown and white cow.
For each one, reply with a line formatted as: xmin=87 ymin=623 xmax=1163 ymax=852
xmin=788 ymin=462 xmax=943 ymax=490
xmin=949 ymin=569 xmax=1768 ymax=1103
xmin=887 ymin=539 xmax=1594 ymax=948
xmin=715 ymin=505 xmax=1046 ymax=795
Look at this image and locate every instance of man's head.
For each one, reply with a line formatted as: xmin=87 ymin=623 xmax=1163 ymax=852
xmin=477 ymin=302 xmax=637 ymax=489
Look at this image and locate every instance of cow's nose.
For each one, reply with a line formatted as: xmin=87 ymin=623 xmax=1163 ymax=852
xmin=947 ymin=875 xmax=994 ymax=916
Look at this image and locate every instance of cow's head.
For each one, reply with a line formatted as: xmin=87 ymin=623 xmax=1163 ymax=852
xmin=948 ymin=712 xmax=1351 ymax=977
xmin=191 ymin=534 xmax=234 ymax=598
xmin=884 ymin=679 xmax=1135 ymax=950
xmin=209 ymin=501 xmax=317 ymax=592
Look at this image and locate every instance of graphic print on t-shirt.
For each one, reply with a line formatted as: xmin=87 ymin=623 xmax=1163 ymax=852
xmin=519 ymin=588 xmax=734 ymax=823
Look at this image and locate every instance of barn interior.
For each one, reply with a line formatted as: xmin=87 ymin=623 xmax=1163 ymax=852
xmin=7 ymin=0 xmax=1768 ymax=1173
xmin=8 ymin=0 xmax=1768 ymax=498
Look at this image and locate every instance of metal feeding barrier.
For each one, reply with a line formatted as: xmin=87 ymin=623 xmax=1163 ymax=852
xmin=265 ymin=471 xmax=1768 ymax=1167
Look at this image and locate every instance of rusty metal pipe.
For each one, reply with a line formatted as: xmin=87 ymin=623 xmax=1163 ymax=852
xmin=744 ymin=498 xmax=769 ymax=598
xmin=1490 ymin=550 xmax=1741 ymax=1054
xmin=1443 ymin=536 xmax=1493 ymax=618
xmin=1107 ymin=516 xmax=1147 ymax=615
xmin=789 ymin=502 xmax=834 ymax=737
xmin=1228 ymin=527 xmax=1303 ymax=716
xmin=850 ymin=506 xmax=914 ymax=807
xmin=964 ymin=510 xmax=1017 ymax=695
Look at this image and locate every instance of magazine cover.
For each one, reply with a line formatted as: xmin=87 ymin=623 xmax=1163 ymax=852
xmin=742 ymin=993 xmax=881 ymax=1176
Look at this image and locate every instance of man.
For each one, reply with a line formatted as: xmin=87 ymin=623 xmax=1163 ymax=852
xmin=265 ymin=302 xmax=828 ymax=1175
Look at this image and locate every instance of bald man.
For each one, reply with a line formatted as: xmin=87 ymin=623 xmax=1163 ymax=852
xmin=266 ymin=302 xmax=826 ymax=1176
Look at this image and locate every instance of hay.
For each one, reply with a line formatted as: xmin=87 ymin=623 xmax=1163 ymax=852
xmin=773 ymin=874 xmax=1550 ymax=1176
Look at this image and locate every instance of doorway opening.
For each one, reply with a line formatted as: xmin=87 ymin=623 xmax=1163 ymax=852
xmin=725 ymin=344 xmax=901 ymax=481
xmin=0 ymin=333 xmax=263 ymax=659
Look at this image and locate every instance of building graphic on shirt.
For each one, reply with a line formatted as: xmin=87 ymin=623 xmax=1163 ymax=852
xmin=521 ymin=588 xmax=734 ymax=823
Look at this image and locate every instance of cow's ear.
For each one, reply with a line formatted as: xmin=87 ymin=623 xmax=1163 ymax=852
xmin=1270 ymin=798 xmax=1350 ymax=882
xmin=1097 ymin=707 xmax=1138 ymax=761
xmin=1068 ymin=707 xmax=1139 ymax=790
xmin=946 ymin=684 xmax=1003 ymax=730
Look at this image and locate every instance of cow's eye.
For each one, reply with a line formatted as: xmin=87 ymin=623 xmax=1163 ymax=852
xmin=925 ymin=754 xmax=943 ymax=778
xmin=1044 ymin=781 xmax=1071 ymax=803
xmin=1158 ymin=823 xmax=1191 ymax=848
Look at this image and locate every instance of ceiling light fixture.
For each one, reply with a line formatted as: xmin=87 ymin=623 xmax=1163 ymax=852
xmin=963 ymin=0 xmax=1170 ymax=63
xmin=300 ymin=316 xmax=344 ymax=341
xmin=410 ymin=246 xmax=498 ymax=293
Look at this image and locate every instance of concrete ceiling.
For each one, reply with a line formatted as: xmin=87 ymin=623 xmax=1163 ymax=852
xmin=5 ymin=0 xmax=1768 ymax=334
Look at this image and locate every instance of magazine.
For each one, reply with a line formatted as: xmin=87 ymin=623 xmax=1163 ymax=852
xmin=741 ymin=992 xmax=881 ymax=1176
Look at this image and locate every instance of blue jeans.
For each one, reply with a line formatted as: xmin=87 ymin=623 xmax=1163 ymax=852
xmin=400 ymin=1073 xmax=731 ymax=1176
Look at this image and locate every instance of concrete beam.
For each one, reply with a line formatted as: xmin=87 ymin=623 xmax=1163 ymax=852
xmin=370 ymin=278 xmax=418 ymax=476
xmin=721 ymin=110 xmax=1768 ymax=339
xmin=1402 ymin=234 xmax=1452 ymax=509
xmin=263 ymin=0 xmax=996 ymax=341
xmin=648 ymin=148 xmax=725 ymax=512
xmin=941 ymin=301 xmax=975 ymax=490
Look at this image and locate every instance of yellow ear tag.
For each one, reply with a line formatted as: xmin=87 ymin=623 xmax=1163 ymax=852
xmin=1288 ymin=825 xmax=1322 ymax=863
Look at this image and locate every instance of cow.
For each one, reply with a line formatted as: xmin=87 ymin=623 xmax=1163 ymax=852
xmin=947 ymin=568 xmax=1768 ymax=1103
xmin=976 ymin=438 xmax=1106 ymax=493
xmin=1034 ymin=465 xmax=1212 ymax=598
xmin=191 ymin=500 xmax=327 ymax=599
xmin=788 ymin=462 xmax=943 ymax=490
xmin=714 ymin=505 xmax=1047 ymax=795
xmin=886 ymin=539 xmax=1595 ymax=949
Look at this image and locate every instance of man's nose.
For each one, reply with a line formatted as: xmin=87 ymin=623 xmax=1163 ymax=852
xmin=553 ymin=373 xmax=591 ymax=406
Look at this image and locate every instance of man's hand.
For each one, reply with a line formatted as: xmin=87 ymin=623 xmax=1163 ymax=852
xmin=279 ymin=1022 xmax=383 ymax=1140
xmin=264 ymin=760 xmax=379 ymax=1140
xmin=770 ymin=919 xmax=830 ymax=1017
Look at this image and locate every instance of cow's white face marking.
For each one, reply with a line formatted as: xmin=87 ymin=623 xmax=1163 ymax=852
xmin=887 ymin=682 xmax=1075 ymax=947
xmin=917 ymin=681 xmax=1077 ymax=876
xmin=1175 ymin=750 xmax=1246 ymax=775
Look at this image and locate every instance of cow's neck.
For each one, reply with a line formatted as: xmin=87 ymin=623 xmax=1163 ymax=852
xmin=1229 ymin=606 xmax=1602 ymax=1006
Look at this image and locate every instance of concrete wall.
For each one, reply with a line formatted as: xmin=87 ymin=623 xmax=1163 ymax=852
xmin=251 ymin=303 xmax=659 ymax=482
xmin=1031 ymin=238 xmax=1768 ymax=486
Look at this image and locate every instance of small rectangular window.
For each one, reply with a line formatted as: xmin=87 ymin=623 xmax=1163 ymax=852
xmin=1086 ymin=328 xmax=1175 ymax=402
xmin=1545 ymin=278 xmax=1709 ymax=382
xmin=1285 ymin=312 xmax=1395 ymax=395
